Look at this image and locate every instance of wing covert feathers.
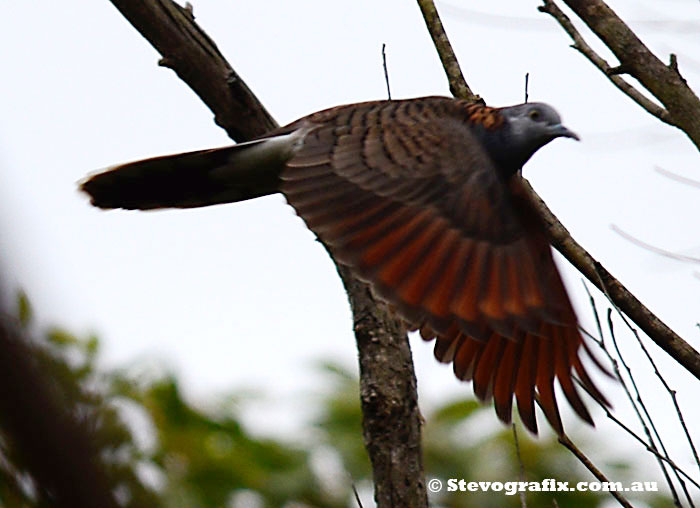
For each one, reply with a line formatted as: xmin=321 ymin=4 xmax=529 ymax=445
xmin=281 ymin=97 xmax=608 ymax=434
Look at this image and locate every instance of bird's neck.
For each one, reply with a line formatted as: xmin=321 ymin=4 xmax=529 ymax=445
xmin=459 ymin=102 xmax=543 ymax=179
xmin=470 ymin=120 xmax=541 ymax=180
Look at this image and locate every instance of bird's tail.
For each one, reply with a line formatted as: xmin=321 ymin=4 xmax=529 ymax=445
xmin=80 ymin=133 xmax=301 ymax=210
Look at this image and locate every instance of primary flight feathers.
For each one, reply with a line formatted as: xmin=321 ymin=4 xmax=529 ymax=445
xmin=82 ymin=96 xmax=608 ymax=434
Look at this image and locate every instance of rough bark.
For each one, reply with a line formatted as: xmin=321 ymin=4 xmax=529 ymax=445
xmin=109 ymin=1 xmax=277 ymax=141
xmin=338 ymin=265 xmax=426 ymax=507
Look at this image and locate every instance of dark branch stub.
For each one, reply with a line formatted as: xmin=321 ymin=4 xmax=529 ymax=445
xmin=382 ymin=43 xmax=392 ymax=100
xmin=524 ymin=72 xmax=530 ymax=103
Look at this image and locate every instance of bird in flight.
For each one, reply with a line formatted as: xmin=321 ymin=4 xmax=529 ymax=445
xmin=81 ymin=96 xmax=609 ymax=435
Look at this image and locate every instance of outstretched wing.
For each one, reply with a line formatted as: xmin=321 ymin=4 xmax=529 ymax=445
xmin=280 ymin=97 xmax=607 ymax=434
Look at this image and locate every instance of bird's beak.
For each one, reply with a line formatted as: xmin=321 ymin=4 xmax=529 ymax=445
xmin=550 ymin=124 xmax=580 ymax=141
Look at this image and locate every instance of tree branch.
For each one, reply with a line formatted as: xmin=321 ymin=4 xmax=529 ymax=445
xmin=416 ymin=1 xmax=700 ymax=381
xmin=416 ymin=0 xmax=479 ymax=102
xmin=106 ymin=1 xmax=427 ymax=505
xmin=558 ymin=433 xmax=634 ymax=508
xmin=538 ymin=0 xmax=671 ymax=124
xmin=337 ymin=266 xmax=426 ymax=506
xmin=559 ymin=0 xmax=700 ymax=150
xmin=109 ymin=0 xmax=277 ymax=141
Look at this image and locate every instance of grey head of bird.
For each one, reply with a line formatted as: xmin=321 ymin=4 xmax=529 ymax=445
xmin=475 ymin=102 xmax=579 ymax=178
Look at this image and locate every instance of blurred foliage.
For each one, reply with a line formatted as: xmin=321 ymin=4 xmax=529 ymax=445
xmin=0 ymin=294 xmax=680 ymax=508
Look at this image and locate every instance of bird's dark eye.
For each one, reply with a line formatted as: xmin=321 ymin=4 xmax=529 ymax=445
xmin=529 ymin=109 xmax=541 ymax=121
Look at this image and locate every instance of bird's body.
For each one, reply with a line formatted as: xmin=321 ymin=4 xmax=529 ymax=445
xmin=82 ymin=96 xmax=607 ymax=434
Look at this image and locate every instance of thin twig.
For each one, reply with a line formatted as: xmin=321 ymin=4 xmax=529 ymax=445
xmin=655 ymin=166 xmax=700 ymax=190
xmin=579 ymin=298 xmax=700 ymax=500
xmin=512 ymin=424 xmax=528 ymax=508
xmin=588 ymin=265 xmax=688 ymax=505
xmin=524 ymin=73 xmax=530 ymax=103
xmin=579 ymin=285 xmax=626 ymax=387
xmin=611 ymin=225 xmax=700 ymax=265
xmin=580 ymin=282 xmax=606 ymax=349
xmin=581 ymin=285 xmax=700 ymax=504
xmin=589 ymin=389 xmax=700 ymax=492
xmin=381 ymin=43 xmax=391 ymax=100
xmin=557 ymin=433 xmax=634 ymax=508
xmin=596 ymin=266 xmax=700 ymax=481
xmin=351 ymin=482 xmax=364 ymax=507
xmin=613 ymin=309 xmax=700 ymax=479
xmin=533 ymin=393 xmax=635 ymax=505
xmin=605 ymin=310 xmax=685 ymax=506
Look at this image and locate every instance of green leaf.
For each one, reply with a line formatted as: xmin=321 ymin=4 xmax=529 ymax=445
xmin=16 ymin=290 xmax=33 ymax=327
xmin=46 ymin=327 xmax=79 ymax=346
xmin=431 ymin=398 xmax=482 ymax=423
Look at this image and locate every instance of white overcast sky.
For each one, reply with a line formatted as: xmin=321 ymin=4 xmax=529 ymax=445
xmin=1 ymin=0 xmax=699 ymax=494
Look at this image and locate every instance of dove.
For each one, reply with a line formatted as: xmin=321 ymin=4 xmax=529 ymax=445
xmin=82 ymin=96 xmax=608 ymax=434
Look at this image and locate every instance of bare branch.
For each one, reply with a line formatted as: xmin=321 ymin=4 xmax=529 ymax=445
xmin=524 ymin=73 xmax=530 ymax=104
xmin=559 ymin=0 xmax=700 ymax=151
xmin=609 ymin=300 xmax=700 ymax=483
xmin=108 ymin=0 xmax=277 ymax=141
xmin=511 ymin=425 xmax=528 ymax=508
xmin=381 ymin=43 xmax=392 ymax=100
xmin=655 ymin=166 xmax=700 ymax=190
xmin=580 ymin=287 xmax=675 ymax=492
xmin=580 ymin=285 xmax=700 ymax=499
xmin=538 ymin=0 xmax=671 ymax=124
xmin=337 ymin=266 xmax=427 ymax=507
xmin=582 ymin=374 xmax=700 ymax=493
xmin=611 ymin=225 xmax=700 ymax=265
xmin=557 ymin=433 xmax=634 ymax=508
xmin=415 ymin=0 xmax=479 ymax=101
xmin=605 ymin=310 xmax=686 ymax=505
xmin=107 ymin=1 xmax=427 ymax=505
